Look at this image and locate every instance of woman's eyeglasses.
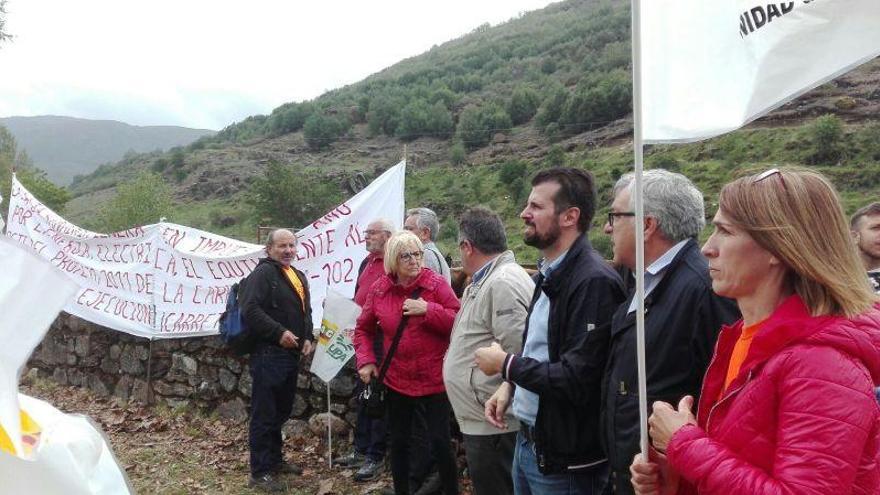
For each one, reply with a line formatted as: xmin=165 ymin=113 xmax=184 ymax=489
xmin=399 ymin=251 xmax=423 ymax=262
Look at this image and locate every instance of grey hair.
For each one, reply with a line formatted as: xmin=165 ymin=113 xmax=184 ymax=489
xmin=265 ymin=228 xmax=295 ymax=249
xmin=406 ymin=207 xmax=441 ymax=241
xmin=613 ymin=169 xmax=705 ymax=243
xmin=369 ymin=217 xmax=395 ymax=233
xmin=458 ymin=206 xmax=508 ymax=255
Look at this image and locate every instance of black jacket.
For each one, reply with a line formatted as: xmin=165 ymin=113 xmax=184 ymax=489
xmin=503 ymin=235 xmax=626 ymax=474
xmin=240 ymin=257 xmax=314 ymax=352
xmin=601 ymin=239 xmax=739 ymax=494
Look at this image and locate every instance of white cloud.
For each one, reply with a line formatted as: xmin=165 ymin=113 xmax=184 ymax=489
xmin=0 ymin=0 xmax=556 ymax=129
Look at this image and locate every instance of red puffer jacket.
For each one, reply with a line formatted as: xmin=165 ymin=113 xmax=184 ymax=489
xmin=354 ymin=268 xmax=460 ymax=397
xmin=667 ymin=295 xmax=880 ymax=495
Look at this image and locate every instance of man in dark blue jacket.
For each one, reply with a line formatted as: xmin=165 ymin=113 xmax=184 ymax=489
xmin=476 ymin=167 xmax=625 ymax=494
xmin=241 ymin=229 xmax=315 ymax=493
xmin=601 ymin=170 xmax=739 ymax=494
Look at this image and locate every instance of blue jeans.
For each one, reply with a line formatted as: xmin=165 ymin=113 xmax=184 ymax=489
xmin=249 ymin=346 xmax=299 ymax=476
xmin=512 ymin=431 xmax=607 ymax=495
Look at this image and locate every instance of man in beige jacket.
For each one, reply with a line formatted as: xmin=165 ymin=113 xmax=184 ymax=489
xmin=442 ymin=207 xmax=534 ymax=495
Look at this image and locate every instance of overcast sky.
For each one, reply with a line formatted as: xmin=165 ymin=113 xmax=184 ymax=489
xmin=0 ymin=0 xmax=557 ymax=130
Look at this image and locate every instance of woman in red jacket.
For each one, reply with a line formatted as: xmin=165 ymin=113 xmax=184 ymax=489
xmin=631 ymin=168 xmax=880 ymax=495
xmin=354 ymin=230 xmax=461 ymax=495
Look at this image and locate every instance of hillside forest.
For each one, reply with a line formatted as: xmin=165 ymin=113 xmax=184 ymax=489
xmin=2 ymin=0 xmax=879 ymax=263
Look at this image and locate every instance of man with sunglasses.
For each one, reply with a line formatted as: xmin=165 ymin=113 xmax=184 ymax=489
xmin=443 ymin=207 xmax=534 ymax=495
xmin=600 ymin=169 xmax=738 ymax=494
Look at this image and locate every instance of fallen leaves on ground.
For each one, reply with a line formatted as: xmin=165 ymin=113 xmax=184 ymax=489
xmin=21 ymin=378 xmax=399 ymax=495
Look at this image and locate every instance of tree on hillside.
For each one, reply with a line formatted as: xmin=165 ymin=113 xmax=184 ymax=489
xmin=246 ymin=161 xmax=342 ymax=227
xmin=457 ymin=103 xmax=512 ymax=150
xmin=303 ymin=113 xmax=350 ymax=151
xmin=508 ymin=86 xmax=541 ymax=125
xmin=805 ymin=114 xmax=844 ymax=164
xmin=396 ymin=99 xmax=454 ymax=141
xmin=99 ymin=171 xmax=172 ymax=232
xmin=367 ymin=95 xmax=405 ymax=137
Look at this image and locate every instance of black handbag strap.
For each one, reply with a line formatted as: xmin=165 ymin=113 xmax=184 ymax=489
xmin=376 ymin=287 xmax=424 ymax=383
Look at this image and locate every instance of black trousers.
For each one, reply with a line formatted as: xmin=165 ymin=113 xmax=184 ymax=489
xmin=248 ymin=346 xmax=299 ymax=476
xmin=462 ymin=431 xmax=517 ymax=495
xmin=387 ymin=389 xmax=458 ymax=495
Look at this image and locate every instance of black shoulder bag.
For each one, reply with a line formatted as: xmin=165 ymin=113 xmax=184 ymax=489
xmin=360 ymin=287 xmax=424 ymax=418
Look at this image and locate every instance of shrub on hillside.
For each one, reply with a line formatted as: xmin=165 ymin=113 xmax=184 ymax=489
xmin=396 ymin=99 xmax=454 ymax=141
xmin=449 ymin=141 xmax=467 ymax=165
xmin=805 ymin=114 xmax=844 ymax=164
xmin=508 ymin=86 xmax=541 ymax=125
xmin=99 ymin=172 xmax=172 ymax=231
xmin=856 ymin=121 xmax=880 ymax=161
xmin=303 ymin=113 xmax=351 ymax=151
xmin=536 ymin=85 xmax=569 ymax=132
xmin=456 ymin=103 xmax=513 ymax=149
xmin=559 ymin=70 xmax=632 ymax=135
xmin=367 ymin=95 xmax=405 ymax=136
xmin=246 ymin=161 xmax=342 ymax=227
xmin=267 ymin=101 xmax=316 ymax=136
xmin=499 ymin=160 xmax=529 ymax=204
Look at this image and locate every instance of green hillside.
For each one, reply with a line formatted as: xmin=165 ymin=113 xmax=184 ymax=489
xmin=8 ymin=0 xmax=879 ymax=264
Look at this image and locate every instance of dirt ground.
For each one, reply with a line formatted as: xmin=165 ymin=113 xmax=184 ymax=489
xmin=21 ymin=377 xmax=472 ymax=495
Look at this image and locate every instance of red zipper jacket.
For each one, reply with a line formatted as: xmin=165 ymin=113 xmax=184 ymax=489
xmin=354 ymin=268 xmax=460 ymax=397
xmin=667 ymin=295 xmax=880 ymax=495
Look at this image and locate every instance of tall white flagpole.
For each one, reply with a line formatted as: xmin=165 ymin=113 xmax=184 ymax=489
xmin=630 ymin=0 xmax=650 ymax=460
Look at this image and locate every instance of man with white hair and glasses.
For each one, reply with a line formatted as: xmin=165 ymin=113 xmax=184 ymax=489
xmin=601 ymin=169 xmax=739 ymax=494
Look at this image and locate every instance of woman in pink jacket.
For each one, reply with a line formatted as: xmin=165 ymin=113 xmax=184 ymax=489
xmin=354 ymin=230 xmax=461 ymax=495
xmin=631 ymin=168 xmax=880 ymax=495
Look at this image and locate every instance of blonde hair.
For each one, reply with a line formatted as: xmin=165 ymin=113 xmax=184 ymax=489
xmin=383 ymin=231 xmax=424 ymax=275
xmin=719 ymin=167 xmax=877 ymax=317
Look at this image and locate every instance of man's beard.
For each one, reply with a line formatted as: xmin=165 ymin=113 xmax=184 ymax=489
xmin=524 ymin=220 xmax=561 ymax=250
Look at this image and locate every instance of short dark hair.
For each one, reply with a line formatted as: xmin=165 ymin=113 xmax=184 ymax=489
xmin=458 ymin=207 xmax=508 ymax=255
xmin=531 ymin=167 xmax=597 ymax=233
xmin=851 ymin=202 xmax=880 ymax=229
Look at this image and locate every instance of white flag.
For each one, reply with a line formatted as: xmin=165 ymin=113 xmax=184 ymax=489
xmin=0 ymin=237 xmax=130 ymax=493
xmin=640 ymin=0 xmax=880 ymax=143
xmin=310 ymin=290 xmax=362 ymax=383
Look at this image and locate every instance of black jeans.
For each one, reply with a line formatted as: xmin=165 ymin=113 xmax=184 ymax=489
xmin=462 ymin=432 xmax=517 ymax=495
xmin=248 ymin=346 xmax=299 ymax=476
xmin=354 ymin=381 xmax=388 ymax=461
xmin=388 ymin=389 xmax=458 ymax=495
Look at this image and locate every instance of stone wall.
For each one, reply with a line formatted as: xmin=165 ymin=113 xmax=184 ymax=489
xmin=28 ymin=313 xmax=360 ymax=427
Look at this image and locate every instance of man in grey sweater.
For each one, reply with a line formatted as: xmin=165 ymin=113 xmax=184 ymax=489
xmin=443 ymin=207 xmax=535 ymax=495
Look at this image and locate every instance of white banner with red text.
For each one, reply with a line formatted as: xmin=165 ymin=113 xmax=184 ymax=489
xmin=4 ymin=161 xmax=405 ymax=339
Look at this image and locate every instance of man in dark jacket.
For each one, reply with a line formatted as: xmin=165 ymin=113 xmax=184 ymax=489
xmin=476 ymin=167 xmax=625 ymax=494
xmin=241 ymin=229 xmax=315 ymax=493
xmin=601 ymin=170 xmax=739 ymax=494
